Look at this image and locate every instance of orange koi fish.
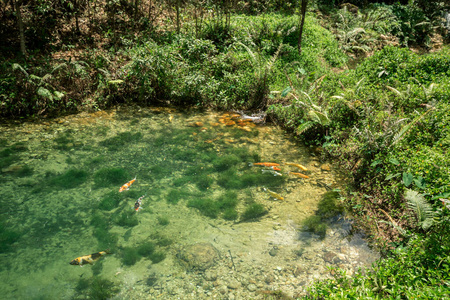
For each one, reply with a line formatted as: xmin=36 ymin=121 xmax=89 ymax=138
xmin=119 ymin=176 xmax=136 ymax=192
xmin=271 ymin=166 xmax=282 ymax=172
xmin=285 ymin=162 xmax=308 ymax=172
xmin=134 ymin=195 xmax=144 ymax=212
xmin=290 ymin=172 xmax=309 ymax=179
xmin=70 ymin=250 xmax=110 ymax=266
xmin=252 ymin=162 xmax=281 ymax=167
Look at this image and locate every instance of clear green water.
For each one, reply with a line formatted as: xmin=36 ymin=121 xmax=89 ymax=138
xmin=0 ymin=107 xmax=378 ymax=299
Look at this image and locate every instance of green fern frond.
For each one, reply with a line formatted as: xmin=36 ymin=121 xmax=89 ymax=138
xmin=296 ymin=121 xmax=313 ymax=134
xmin=308 ymin=110 xmax=330 ymax=126
xmin=404 ymin=189 xmax=435 ymax=230
xmin=391 ymin=108 xmax=433 ymax=146
xmin=12 ymin=63 xmax=29 ymax=76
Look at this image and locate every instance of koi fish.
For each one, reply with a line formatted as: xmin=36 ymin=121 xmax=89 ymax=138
xmin=271 ymin=166 xmax=282 ymax=172
xmin=252 ymin=162 xmax=281 ymax=167
xmin=119 ymin=176 xmax=136 ymax=192
xmin=70 ymin=250 xmax=110 ymax=266
xmin=134 ymin=195 xmax=144 ymax=212
xmin=290 ymin=172 xmax=309 ymax=179
xmin=264 ymin=188 xmax=284 ymax=201
xmin=262 ymin=169 xmax=283 ymax=176
xmin=285 ymin=162 xmax=308 ymax=172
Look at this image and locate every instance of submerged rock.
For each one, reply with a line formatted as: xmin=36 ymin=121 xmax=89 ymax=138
xmin=177 ymin=242 xmax=220 ymax=271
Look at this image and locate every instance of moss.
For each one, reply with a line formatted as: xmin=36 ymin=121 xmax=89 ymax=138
xmin=187 ymin=198 xmax=220 ymax=218
xmin=222 ymin=208 xmax=238 ymax=221
xmin=0 ymin=221 xmax=21 ymax=253
xmin=302 ymin=215 xmax=327 ymax=239
xmin=137 ymin=241 xmax=156 ymax=257
xmin=122 ymin=247 xmax=141 ymax=266
xmin=49 ymin=169 xmax=89 ymax=189
xmin=172 ymin=175 xmax=192 ymax=187
xmin=212 ymin=154 xmax=241 ymax=171
xmin=230 ymin=147 xmax=260 ymax=162
xmin=149 ymin=251 xmax=166 ymax=263
xmin=11 ymin=165 xmax=34 ymax=177
xmin=93 ymin=168 xmax=129 ymax=188
xmin=0 ymin=154 xmax=18 ymax=169
xmin=98 ymin=131 xmax=143 ymax=151
xmin=317 ymin=191 xmax=343 ymax=219
xmin=217 ymin=191 xmax=239 ymax=209
xmin=157 ymin=216 xmax=170 ymax=226
xmin=147 ymin=164 xmax=173 ymax=179
xmin=87 ymin=277 xmax=119 ymax=300
xmin=98 ymin=191 xmax=123 ymax=211
xmin=75 ymin=278 xmax=90 ymax=291
xmin=167 ymin=188 xmax=193 ymax=204
xmin=216 ymin=168 xmax=242 ymax=189
xmin=194 ymin=174 xmax=214 ymax=191
xmin=240 ymin=203 xmax=268 ymax=221
xmin=172 ymin=148 xmax=199 ymax=162
xmin=86 ymin=155 xmax=107 ymax=168
xmin=112 ymin=210 xmax=139 ymax=227
xmin=91 ymin=212 xmax=109 ymax=229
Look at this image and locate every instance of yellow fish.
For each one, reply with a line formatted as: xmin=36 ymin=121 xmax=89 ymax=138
xmin=264 ymin=188 xmax=284 ymax=201
xmin=70 ymin=250 xmax=110 ymax=266
xmin=285 ymin=162 xmax=308 ymax=171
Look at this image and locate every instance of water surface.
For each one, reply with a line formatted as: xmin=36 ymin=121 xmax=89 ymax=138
xmin=0 ymin=107 xmax=378 ymax=299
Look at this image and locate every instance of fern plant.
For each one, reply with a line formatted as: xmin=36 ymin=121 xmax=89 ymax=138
xmin=237 ymin=41 xmax=283 ymax=109
xmin=404 ymin=189 xmax=435 ymax=231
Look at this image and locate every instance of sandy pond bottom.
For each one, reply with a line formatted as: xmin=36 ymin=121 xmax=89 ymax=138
xmin=0 ymin=107 xmax=378 ymax=299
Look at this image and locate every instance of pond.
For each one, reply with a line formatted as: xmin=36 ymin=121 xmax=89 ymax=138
xmin=0 ymin=107 xmax=378 ymax=299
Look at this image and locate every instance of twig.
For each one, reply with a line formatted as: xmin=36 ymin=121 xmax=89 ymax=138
xmin=228 ymin=250 xmax=236 ymax=271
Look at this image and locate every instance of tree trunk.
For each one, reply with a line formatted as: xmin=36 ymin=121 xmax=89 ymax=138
xmin=176 ymin=0 xmax=180 ymax=33
xmin=14 ymin=0 xmax=26 ymax=56
xmin=297 ymin=0 xmax=308 ymax=55
xmin=74 ymin=0 xmax=80 ymax=34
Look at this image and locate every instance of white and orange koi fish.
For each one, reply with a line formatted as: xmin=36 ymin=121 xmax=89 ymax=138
xmin=134 ymin=195 xmax=144 ymax=212
xmin=119 ymin=176 xmax=136 ymax=192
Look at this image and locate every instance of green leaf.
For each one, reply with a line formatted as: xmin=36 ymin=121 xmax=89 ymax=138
xmin=281 ymin=86 xmax=292 ymax=97
xmin=108 ymin=80 xmax=124 ymax=85
xmin=37 ymin=87 xmax=53 ymax=101
xmin=402 ymin=172 xmax=413 ymax=187
xmin=371 ymin=160 xmax=382 ymax=167
xmin=296 ymin=121 xmax=313 ymax=134
xmin=389 ymin=158 xmax=400 ymax=165
xmin=414 ymin=176 xmax=426 ymax=189
xmin=385 ymin=173 xmax=401 ymax=181
xmin=53 ymin=91 xmax=64 ymax=100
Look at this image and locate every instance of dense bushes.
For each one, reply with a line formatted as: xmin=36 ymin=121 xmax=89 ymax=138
xmin=0 ymin=13 xmax=346 ymax=117
xmin=266 ymin=43 xmax=450 ymax=298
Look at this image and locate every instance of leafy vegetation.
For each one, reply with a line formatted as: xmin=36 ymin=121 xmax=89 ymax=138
xmin=1 ymin=0 xmax=449 ymax=298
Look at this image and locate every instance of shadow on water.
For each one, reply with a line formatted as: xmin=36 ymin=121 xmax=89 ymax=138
xmin=0 ymin=107 xmax=378 ymax=299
